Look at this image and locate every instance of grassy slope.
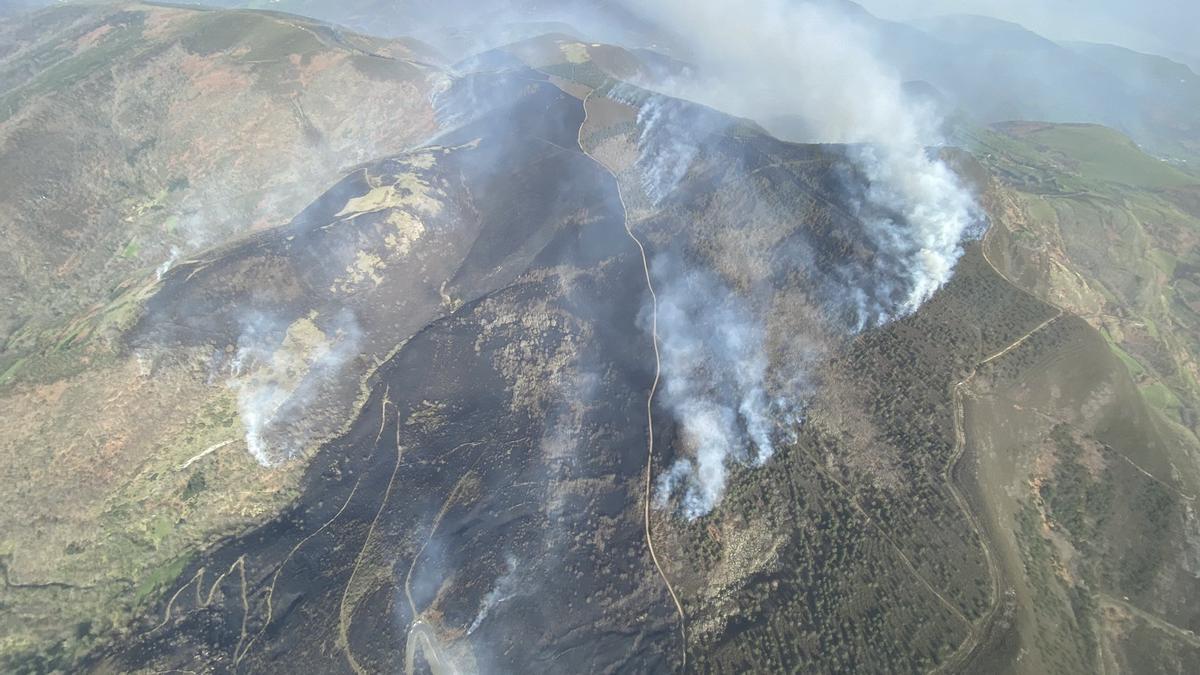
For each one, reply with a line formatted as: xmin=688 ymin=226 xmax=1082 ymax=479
xmin=965 ymin=121 xmax=1200 ymax=673
xmin=969 ymin=122 xmax=1200 ymax=434
xmin=0 ymin=3 xmax=438 ymax=669
xmin=0 ymin=2 xmax=437 ymax=381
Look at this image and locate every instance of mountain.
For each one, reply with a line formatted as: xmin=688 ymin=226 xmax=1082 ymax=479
xmin=0 ymin=1 xmax=446 ymax=666
xmin=1 ymin=3 xmax=1199 ymax=674
xmin=964 ymin=121 xmax=1200 ymax=673
xmin=0 ymin=0 xmax=36 ymax=17
xmin=1063 ymin=42 xmax=1200 ymax=158
xmin=87 ymin=45 xmax=1014 ymax=673
xmin=793 ymin=10 xmax=1194 ymax=165
xmin=193 ymin=0 xmax=1200 ymax=165
xmin=905 ymin=14 xmax=1200 ymax=161
xmin=0 ymin=1 xmax=442 ymax=375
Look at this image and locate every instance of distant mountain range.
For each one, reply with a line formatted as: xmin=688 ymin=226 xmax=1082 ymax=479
xmin=189 ymin=0 xmax=1200 ymax=163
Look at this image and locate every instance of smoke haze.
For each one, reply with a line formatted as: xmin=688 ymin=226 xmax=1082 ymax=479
xmin=857 ymin=0 xmax=1200 ymax=68
xmin=228 ymin=311 xmax=362 ymax=466
xmin=649 ymin=259 xmax=777 ymax=519
xmin=621 ymin=0 xmax=980 ymax=517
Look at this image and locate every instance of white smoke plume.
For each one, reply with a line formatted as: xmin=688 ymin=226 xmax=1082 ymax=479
xmin=467 ymin=554 xmax=523 ymax=635
xmin=632 ymin=96 xmax=702 ymax=204
xmin=622 ymin=0 xmax=981 ymax=516
xmin=155 ymin=245 xmax=180 ymax=281
xmin=227 ymin=311 xmax=362 ymax=466
xmin=629 ymin=0 xmax=981 ymax=325
xmin=649 ymin=259 xmax=777 ymax=519
xmin=605 ymin=83 xmax=729 ymax=205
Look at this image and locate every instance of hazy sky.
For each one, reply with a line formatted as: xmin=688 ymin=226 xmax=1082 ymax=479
xmin=857 ymin=0 xmax=1200 ymax=63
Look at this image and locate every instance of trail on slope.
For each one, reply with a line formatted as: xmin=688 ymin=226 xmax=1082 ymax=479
xmin=405 ymin=619 xmax=460 ymax=675
xmin=576 ymin=90 xmax=688 ymax=670
xmin=340 ymin=392 xmax=403 ymax=675
xmin=940 ymin=238 xmax=1200 ymax=670
xmin=1099 ymin=593 xmax=1200 ymax=647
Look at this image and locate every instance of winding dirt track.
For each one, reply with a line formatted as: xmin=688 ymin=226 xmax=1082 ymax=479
xmin=405 ymin=619 xmax=459 ymax=675
xmin=340 ymin=392 xmax=403 ymax=675
xmin=576 ymin=90 xmax=688 ymax=671
xmin=1098 ymin=593 xmax=1200 ymax=647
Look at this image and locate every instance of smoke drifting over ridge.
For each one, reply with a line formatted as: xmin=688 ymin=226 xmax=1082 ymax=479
xmin=621 ymin=0 xmax=981 ymax=517
xmin=632 ymin=96 xmax=705 ymax=205
xmin=631 ymin=0 xmax=980 ymax=318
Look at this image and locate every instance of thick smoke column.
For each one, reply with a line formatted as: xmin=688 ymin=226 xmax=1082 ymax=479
xmin=629 ymin=0 xmax=980 ymax=324
xmin=649 ymin=258 xmax=777 ymax=519
xmin=623 ymin=0 xmax=981 ymax=516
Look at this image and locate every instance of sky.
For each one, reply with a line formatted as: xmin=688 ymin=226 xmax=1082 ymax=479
xmin=857 ymin=0 xmax=1200 ymax=65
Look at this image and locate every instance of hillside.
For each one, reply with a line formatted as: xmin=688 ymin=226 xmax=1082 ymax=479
xmin=0 ymin=2 xmax=442 ymax=380
xmin=962 ymin=121 xmax=1200 ymax=673
xmin=0 ymin=1 xmax=446 ymax=667
xmin=74 ymin=39 xmax=1200 ymax=675
xmin=84 ymin=46 xmax=1013 ymax=673
xmin=0 ymin=3 xmax=1198 ymax=675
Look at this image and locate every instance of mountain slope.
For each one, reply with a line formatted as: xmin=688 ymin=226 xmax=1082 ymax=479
xmin=0 ymin=2 xmax=442 ymax=377
xmin=844 ymin=11 xmax=1199 ymax=163
xmin=204 ymin=0 xmax=1200 ymax=163
xmin=82 ymin=41 xmax=1072 ymax=674
xmin=0 ymin=2 xmax=448 ymax=667
xmin=965 ymin=121 xmax=1200 ymax=673
xmin=1 ymin=7 xmax=1199 ymax=675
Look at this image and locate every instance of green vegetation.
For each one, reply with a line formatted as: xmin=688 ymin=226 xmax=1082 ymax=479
xmin=1014 ymin=124 xmax=1194 ymax=189
xmin=120 ymin=239 xmax=141 ymax=260
xmin=666 ymin=246 xmax=1061 ymax=672
xmin=977 ymin=119 xmax=1200 ymax=476
xmin=1012 ymin=500 xmax=1097 ymax=675
xmin=1039 ymin=427 xmax=1112 ymax=544
xmin=962 ymin=123 xmax=1197 ymax=193
xmin=1105 ymin=334 xmax=1148 ymax=378
xmin=976 ymin=309 xmax=1200 ymax=673
xmin=1139 ymin=380 xmax=1182 ymax=418
xmin=134 ymin=553 xmax=192 ymax=604
xmin=180 ymin=9 xmax=323 ymax=59
xmin=0 ymin=11 xmax=148 ymax=124
xmin=182 ymin=471 xmax=207 ymax=501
